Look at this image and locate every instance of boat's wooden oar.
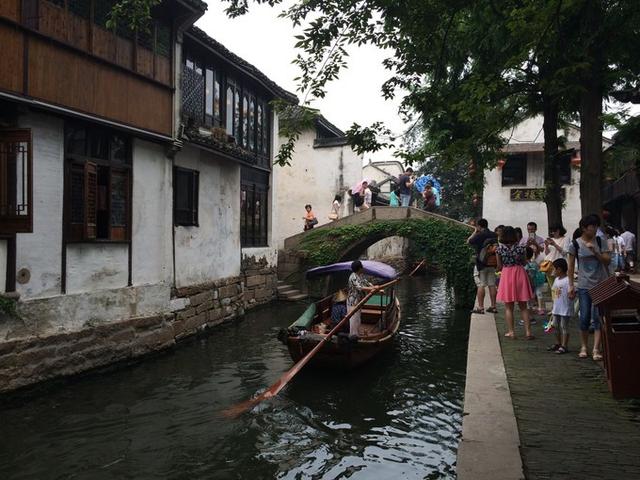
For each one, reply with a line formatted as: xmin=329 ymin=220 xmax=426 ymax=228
xmin=222 ymin=259 xmax=425 ymax=418
xmin=408 ymin=259 xmax=425 ymax=277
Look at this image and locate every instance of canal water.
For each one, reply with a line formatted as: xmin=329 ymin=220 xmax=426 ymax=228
xmin=0 ymin=276 xmax=469 ymax=480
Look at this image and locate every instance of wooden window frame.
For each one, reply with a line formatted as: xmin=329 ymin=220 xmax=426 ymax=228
xmin=502 ymin=153 xmax=527 ymax=186
xmin=181 ymin=53 xmax=272 ymax=166
xmin=558 ymin=152 xmax=571 ymax=185
xmin=173 ymin=166 xmax=199 ymax=227
xmin=240 ymin=167 xmax=269 ymax=248
xmin=0 ymin=129 xmax=33 ymax=234
xmin=63 ymin=123 xmax=132 ymax=243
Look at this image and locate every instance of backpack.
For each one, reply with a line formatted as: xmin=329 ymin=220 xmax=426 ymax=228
xmin=571 ymin=236 xmax=602 ymax=265
xmin=478 ymin=239 xmax=498 ymax=267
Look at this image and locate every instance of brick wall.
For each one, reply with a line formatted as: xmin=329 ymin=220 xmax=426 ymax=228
xmin=0 ymin=257 xmax=278 ymax=394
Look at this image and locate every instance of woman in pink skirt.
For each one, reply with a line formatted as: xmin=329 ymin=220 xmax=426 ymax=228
xmin=496 ymin=226 xmax=534 ymax=339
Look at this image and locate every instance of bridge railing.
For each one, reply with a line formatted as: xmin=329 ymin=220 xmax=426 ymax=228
xmin=283 ymin=206 xmax=470 ymax=251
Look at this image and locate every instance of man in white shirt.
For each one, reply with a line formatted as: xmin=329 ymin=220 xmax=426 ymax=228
xmin=621 ymin=227 xmax=636 ymax=272
xmin=519 ymin=221 xmax=545 ymax=248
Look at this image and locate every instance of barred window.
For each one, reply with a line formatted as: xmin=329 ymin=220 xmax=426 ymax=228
xmin=502 ymin=154 xmax=527 ymax=186
xmin=0 ymin=130 xmax=33 ymax=234
xmin=174 ymin=167 xmax=199 ymax=227
xmin=241 ymin=167 xmax=269 ymax=247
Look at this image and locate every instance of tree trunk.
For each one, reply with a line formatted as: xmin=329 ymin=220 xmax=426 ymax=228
xmin=579 ymin=79 xmax=604 ymax=217
xmin=542 ymin=95 xmax=563 ymax=229
xmin=578 ymin=0 xmax=605 ymax=217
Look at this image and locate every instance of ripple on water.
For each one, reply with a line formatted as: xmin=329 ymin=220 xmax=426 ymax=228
xmin=0 ymin=276 xmax=469 ymax=480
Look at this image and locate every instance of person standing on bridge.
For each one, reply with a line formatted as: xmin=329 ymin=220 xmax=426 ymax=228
xmin=398 ymin=167 xmax=414 ymax=207
xmin=328 ymin=194 xmax=341 ymax=221
xmin=351 ymin=180 xmax=369 ymax=212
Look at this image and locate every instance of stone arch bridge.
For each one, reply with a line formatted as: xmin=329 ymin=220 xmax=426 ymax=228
xmin=278 ymin=207 xmax=474 ymax=299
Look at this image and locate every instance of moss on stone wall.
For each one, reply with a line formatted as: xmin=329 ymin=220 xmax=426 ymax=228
xmin=298 ymin=219 xmax=475 ymax=305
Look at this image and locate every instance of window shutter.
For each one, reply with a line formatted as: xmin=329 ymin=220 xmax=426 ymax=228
xmin=109 ymin=168 xmax=130 ymax=241
xmin=84 ymin=161 xmax=97 ymax=239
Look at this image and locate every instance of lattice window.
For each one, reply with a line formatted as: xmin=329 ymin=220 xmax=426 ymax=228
xmin=0 ymin=130 xmax=33 ymax=234
xmin=182 ymin=64 xmax=204 ymax=125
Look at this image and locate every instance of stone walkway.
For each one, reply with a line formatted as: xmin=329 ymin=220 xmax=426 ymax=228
xmin=494 ymin=308 xmax=640 ymax=480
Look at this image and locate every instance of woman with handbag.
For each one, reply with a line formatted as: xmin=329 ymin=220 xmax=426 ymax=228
xmin=328 ymin=195 xmax=341 ymax=221
xmin=543 ymin=224 xmax=570 ymax=289
xmin=303 ymin=204 xmax=318 ymax=231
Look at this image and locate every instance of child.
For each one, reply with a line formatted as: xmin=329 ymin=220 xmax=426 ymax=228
xmin=525 ymin=243 xmax=546 ymax=316
xmin=548 ymin=258 xmax=573 ymax=354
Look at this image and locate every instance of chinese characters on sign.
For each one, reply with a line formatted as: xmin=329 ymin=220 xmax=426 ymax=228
xmin=510 ymin=188 xmax=566 ymax=201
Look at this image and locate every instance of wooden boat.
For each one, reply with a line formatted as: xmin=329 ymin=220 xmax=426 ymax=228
xmin=280 ymin=261 xmax=401 ymax=369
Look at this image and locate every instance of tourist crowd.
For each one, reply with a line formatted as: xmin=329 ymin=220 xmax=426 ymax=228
xmin=468 ymin=214 xmax=636 ymax=361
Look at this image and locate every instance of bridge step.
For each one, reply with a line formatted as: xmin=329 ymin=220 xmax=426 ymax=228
xmin=283 ymin=293 xmax=309 ymax=302
xmin=276 ymin=282 xmax=308 ymax=302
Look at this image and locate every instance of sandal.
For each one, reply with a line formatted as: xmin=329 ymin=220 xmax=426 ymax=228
xmin=471 ymin=308 xmax=485 ymax=314
xmin=547 ymin=344 xmax=561 ymax=352
xmin=555 ymin=346 xmax=568 ymax=354
xmin=486 ymin=306 xmax=497 ymax=313
xmin=578 ymin=348 xmax=588 ymax=359
xmin=504 ymin=332 xmax=516 ymax=338
xmin=592 ymin=351 xmax=603 ymax=361
xmin=525 ymin=335 xmax=536 ymax=341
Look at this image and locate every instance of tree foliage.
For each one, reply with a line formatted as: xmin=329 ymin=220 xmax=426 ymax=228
xmin=222 ymin=0 xmax=640 ymax=222
xmin=107 ymin=0 xmax=160 ymax=33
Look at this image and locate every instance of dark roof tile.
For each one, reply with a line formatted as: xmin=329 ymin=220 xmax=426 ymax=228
xmin=186 ymin=26 xmax=298 ymax=104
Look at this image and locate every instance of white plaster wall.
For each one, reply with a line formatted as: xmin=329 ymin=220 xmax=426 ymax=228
xmin=363 ymin=161 xmax=405 ymax=194
xmin=65 ymin=243 xmax=129 ymax=294
xmin=131 ymin=139 xmax=173 ymax=286
xmin=502 ymin=115 xmax=581 ymax=145
xmin=174 ymin=145 xmax=241 ymax=286
xmin=273 ymin=129 xmax=362 ymax=249
xmin=242 ymin=247 xmax=278 ymax=267
xmin=0 ymin=239 xmax=6 ymax=292
xmin=366 ymin=237 xmax=408 ymax=259
xmin=483 ymin=157 xmax=582 ymax=236
xmin=483 ymin=116 xmax=584 ymax=235
xmin=16 ymin=283 xmax=172 ymax=333
xmin=15 ymin=113 xmax=64 ymax=299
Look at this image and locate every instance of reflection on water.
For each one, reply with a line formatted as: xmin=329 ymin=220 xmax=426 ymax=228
xmin=0 ymin=276 xmax=469 ymax=479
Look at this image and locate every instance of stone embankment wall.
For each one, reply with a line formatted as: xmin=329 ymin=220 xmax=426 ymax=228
xmin=0 ymin=258 xmax=277 ymax=394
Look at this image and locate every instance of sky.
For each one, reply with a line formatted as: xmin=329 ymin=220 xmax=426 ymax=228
xmin=195 ymin=1 xmax=406 ymax=163
xmin=195 ymin=1 xmax=638 ymax=162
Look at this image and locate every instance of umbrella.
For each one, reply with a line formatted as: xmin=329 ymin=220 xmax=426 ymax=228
xmin=414 ymin=174 xmax=442 ymax=206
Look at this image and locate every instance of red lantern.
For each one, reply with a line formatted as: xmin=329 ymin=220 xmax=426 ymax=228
xmin=469 ymin=160 xmax=477 ymax=175
xmin=472 ymin=193 xmax=480 ymax=207
xmin=571 ymin=151 xmax=581 ymax=167
xmin=497 ymin=158 xmax=506 ymax=169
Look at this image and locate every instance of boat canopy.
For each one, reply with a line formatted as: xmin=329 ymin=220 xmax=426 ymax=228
xmin=306 ymin=261 xmax=398 ymax=280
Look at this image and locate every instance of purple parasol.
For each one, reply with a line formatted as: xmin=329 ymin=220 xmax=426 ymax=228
xmin=306 ymin=260 xmax=398 ymax=280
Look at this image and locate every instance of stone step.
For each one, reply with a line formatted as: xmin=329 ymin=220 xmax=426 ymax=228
xmin=281 ymin=293 xmax=309 ymax=302
xmin=277 ymin=286 xmax=297 ymax=294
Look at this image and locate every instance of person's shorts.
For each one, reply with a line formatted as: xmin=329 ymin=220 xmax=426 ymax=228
xmin=474 ymin=266 xmax=496 ymax=287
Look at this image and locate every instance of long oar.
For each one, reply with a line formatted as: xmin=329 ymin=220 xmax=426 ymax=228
xmin=223 ymin=259 xmax=425 ymax=417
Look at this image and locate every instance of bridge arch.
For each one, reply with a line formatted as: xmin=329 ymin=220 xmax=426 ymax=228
xmin=281 ymin=207 xmax=476 ymax=304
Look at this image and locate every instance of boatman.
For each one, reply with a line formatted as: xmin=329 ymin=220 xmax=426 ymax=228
xmin=347 ymin=261 xmax=377 ymax=336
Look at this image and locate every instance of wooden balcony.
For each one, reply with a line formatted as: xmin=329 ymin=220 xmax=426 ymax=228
xmin=0 ymin=0 xmax=175 ymax=137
